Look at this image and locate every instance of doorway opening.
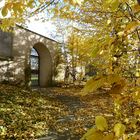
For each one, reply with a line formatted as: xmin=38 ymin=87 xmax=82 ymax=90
xmin=30 ymin=43 xmax=52 ymax=87
xmin=30 ymin=47 xmax=39 ymax=86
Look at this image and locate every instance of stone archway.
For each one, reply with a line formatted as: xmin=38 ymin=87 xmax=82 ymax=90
xmin=31 ymin=42 xmax=52 ymax=87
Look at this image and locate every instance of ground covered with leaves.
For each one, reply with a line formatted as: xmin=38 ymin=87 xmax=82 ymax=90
xmin=0 ymin=85 xmax=113 ymax=140
xmin=0 ymin=84 xmax=123 ymax=140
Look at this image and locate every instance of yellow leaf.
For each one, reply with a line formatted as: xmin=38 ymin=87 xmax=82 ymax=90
xmin=27 ymin=0 xmax=34 ymax=8
xmin=114 ymin=123 xmax=126 ymax=137
xmin=87 ymin=131 xmax=104 ymax=140
xmin=130 ymin=119 xmax=137 ymax=129
xmin=99 ymin=50 xmax=104 ymax=55
xmin=82 ymin=76 xmax=106 ymax=95
xmin=104 ymin=133 xmax=114 ymax=140
xmin=81 ymin=74 xmax=123 ymax=96
xmin=103 ymin=0 xmax=120 ymax=11
xmin=80 ymin=127 xmax=97 ymax=140
xmin=13 ymin=3 xmax=23 ymax=14
xmin=92 ymin=47 xmax=100 ymax=57
xmin=107 ymin=19 xmax=111 ymax=25
xmin=117 ymin=31 xmax=124 ymax=37
xmin=1 ymin=6 xmax=8 ymax=17
xmin=135 ymin=71 xmax=140 ymax=77
xmin=103 ymin=0 xmax=111 ymax=10
xmin=125 ymin=21 xmax=139 ymax=32
xmin=71 ymin=0 xmax=84 ymax=5
xmin=111 ymin=0 xmax=120 ymax=11
xmin=95 ymin=116 xmax=108 ymax=131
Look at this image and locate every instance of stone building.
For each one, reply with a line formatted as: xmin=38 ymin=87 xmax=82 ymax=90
xmin=0 ymin=25 xmax=61 ymax=87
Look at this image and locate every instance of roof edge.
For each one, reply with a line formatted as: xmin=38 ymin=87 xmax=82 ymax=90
xmin=16 ymin=24 xmax=61 ymax=44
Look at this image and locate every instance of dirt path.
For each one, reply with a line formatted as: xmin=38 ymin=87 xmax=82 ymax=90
xmin=36 ymin=87 xmax=114 ymax=140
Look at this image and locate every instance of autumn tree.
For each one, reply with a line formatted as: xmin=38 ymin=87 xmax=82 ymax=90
xmin=52 ymin=0 xmax=140 ymax=84
xmin=0 ymin=0 xmax=60 ymax=30
xmin=52 ymin=0 xmax=140 ymax=139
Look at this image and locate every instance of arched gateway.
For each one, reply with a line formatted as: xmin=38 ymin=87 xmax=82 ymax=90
xmin=30 ymin=43 xmax=52 ymax=87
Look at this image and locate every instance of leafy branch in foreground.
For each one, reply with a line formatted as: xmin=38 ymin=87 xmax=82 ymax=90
xmin=80 ymin=86 xmax=140 ymax=140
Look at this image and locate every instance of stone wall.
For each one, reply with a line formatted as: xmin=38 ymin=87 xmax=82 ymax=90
xmin=0 ymin=26 xmax=61 ymax=87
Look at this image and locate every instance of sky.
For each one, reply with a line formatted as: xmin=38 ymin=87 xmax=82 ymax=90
xmin=27 ymin=16 xmax=59 ymax=41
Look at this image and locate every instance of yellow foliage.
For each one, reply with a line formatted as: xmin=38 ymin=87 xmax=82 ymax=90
xmin=86 ymin=131 xmax=104 ymax=140
xmin=125 ymin=21 xmax=140 ymax=33
xmin=103 ymin=0 xmax=120 ymax=11
xmin=132 ymin=4 xmax=140 ymax=12
xmin=72 ymin=0 xmax=84 ymax=5
xmin=80 ymin=127 xmax=97 ymax=140
xmin=134 ymin=108 xmax=140 ymax=116
xmin=104 ymin=133 xmax=114 ymax=140
xmin=114 ymin=123 xmax=126 ymax=138
xmin=81 ymin=74 xmax=124 ymax=95
xmin=111 ymin=0 xmax=120 ymax=11
xmin=132 ymin=87 xmax=140 ymax=103
xmin=109 ymin=80 xmax=126 ymax=95
xmin=80 ymin=129 xmax=104 ymax=140
xmin=95 ymin=116 xmax=108 ymax=131
xmin=1 ymin=6 xmax=8 ymax=17
xmin=81 ymin=76 xmax=106 ymax=95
